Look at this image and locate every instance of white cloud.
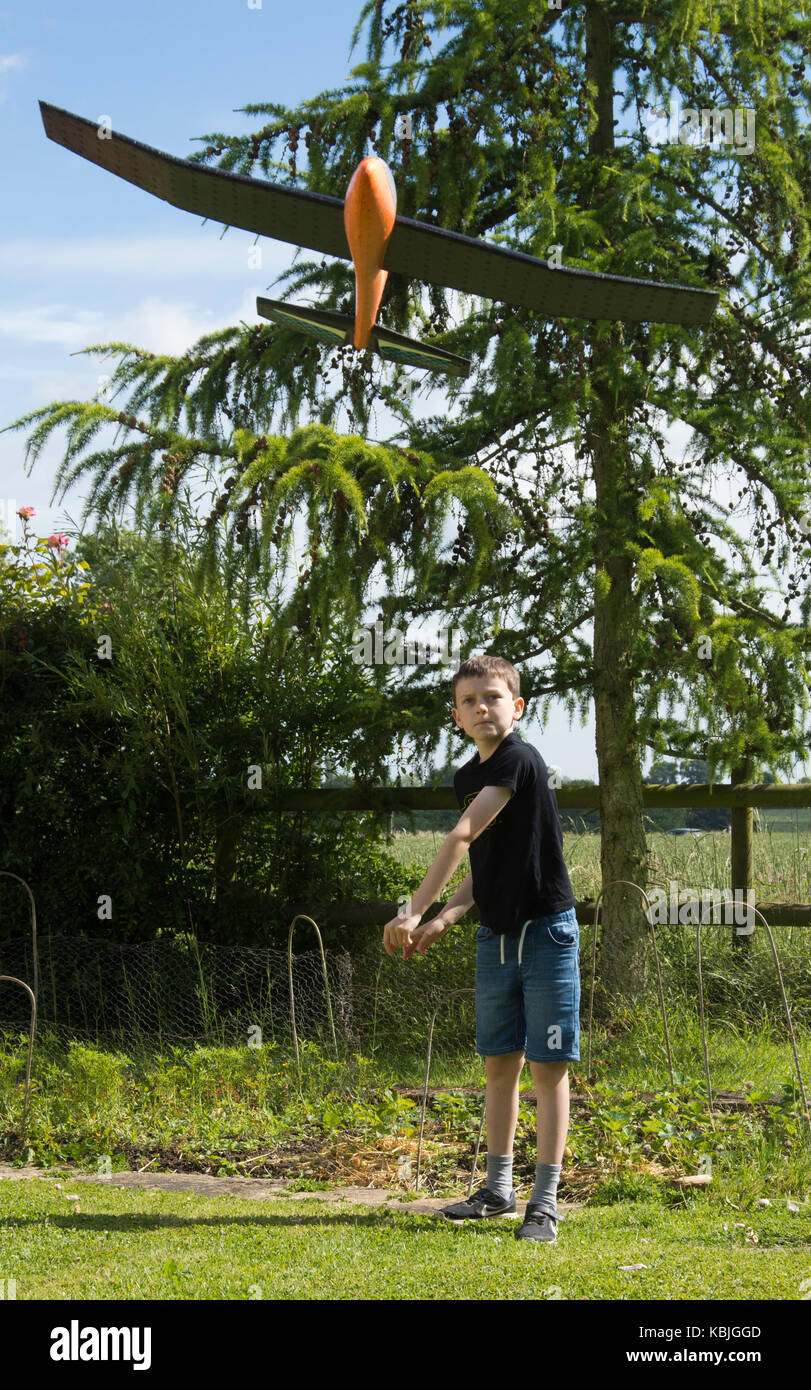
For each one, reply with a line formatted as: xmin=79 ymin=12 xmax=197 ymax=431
xmin=0 ymin=53 xmax=25 ymax=73
xmin=0 ymin=285 xmax=261 ymax=359
xmin=0 ymin=233 xmax=311 ymax=281
xmin=0 ymin=305 xmax=107 ymax=348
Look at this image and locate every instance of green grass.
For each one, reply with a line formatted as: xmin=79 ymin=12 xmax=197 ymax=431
xmin=2 ymin=824 xmax=810 ymax=1301
xmin=2 ymin=994 xmax=810 ymax=1205
xmin=1 ymin=1179 xmax=809 ymax=1300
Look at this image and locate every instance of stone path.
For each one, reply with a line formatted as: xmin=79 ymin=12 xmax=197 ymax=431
xmin=0 ymin=1163 xmax=578 ymax=1217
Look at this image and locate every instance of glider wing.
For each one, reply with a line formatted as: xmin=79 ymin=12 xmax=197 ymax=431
xmin=384 ymin=217 xmax=719 ymax=326
xmin=40 ymin=100 xmax=718 ymax=326
xmin=39 ymin=100 xmax=349 ymax=259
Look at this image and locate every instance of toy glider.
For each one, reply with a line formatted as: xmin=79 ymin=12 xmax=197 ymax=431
xmin=39 ymin=101 xmax=718 ymax=379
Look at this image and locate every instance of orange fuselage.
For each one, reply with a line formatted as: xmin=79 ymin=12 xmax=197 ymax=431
xmin=343 ymin=157 xmax=397 ymax=350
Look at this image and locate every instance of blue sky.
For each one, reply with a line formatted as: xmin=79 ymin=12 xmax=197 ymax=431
xmin=1 ymin=2 xmax=807 ymax=783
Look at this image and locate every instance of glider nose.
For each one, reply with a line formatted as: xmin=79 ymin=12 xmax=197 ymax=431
xmin=344 ymin=156 xmax=398 ymax=350
xmin=347 ymin=156 xmax=397 ymax=213
xmin=344 ymin=156 xmax=397 ymax=257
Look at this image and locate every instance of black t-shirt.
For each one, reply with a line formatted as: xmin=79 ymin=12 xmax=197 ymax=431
xmin=453 ymin=731 xmax=575 ymax=936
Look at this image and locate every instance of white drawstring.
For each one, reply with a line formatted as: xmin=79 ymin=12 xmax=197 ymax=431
xmin=517 ymin=919 xmax=531 ymax=965
xmin=496 ymin=920 xmax=533 ymax=964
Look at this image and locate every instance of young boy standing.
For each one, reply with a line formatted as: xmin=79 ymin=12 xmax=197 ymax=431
xmin=382 ymin=654 xmax=579 ymax=1243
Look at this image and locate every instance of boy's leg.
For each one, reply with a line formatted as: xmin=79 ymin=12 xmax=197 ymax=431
xmin=528 ymin=1059 xmax=569 ymax=1165
xmin=526 ymin=1059 xmax=569 ymax=1217
xmin=519 ymin=908 xmax=580 ymax=1226
xmin=440 ymin=1050 xmax=524 ymax=1220
xmin=484 ymin=1050 xmax=526 ymax=1153
xmin=483 ymin=1050 xmax=525 ymax=1200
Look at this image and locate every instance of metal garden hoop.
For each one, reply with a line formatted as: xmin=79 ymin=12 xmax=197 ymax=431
xmin=287 ymin=914 xmax=338 ymax=1083
xmin=415 ymin=987 xmax=485 ymax=1195
xmin=0 ymin=977 xmax=37 ymax=1139
xmin=0 ymin=871 xmax=39 ymax=1031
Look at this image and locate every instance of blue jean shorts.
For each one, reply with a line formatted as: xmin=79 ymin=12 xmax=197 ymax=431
xmin=475 ymin=907 xmax=580 ymax=1063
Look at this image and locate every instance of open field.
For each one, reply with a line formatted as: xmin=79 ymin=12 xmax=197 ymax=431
xmin=387 ymin=828 xmax=811 ymax=906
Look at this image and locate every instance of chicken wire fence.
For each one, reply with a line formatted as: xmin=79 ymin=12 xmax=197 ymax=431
xmin=0 ymin=933 xmax=474 ymax=1056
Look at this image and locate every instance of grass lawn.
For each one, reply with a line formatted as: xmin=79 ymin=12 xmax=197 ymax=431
xmin=2 ymin=1177 xmax=809 ymax=1300
xmin=2 ymin=832 xmax=810 ymax=1304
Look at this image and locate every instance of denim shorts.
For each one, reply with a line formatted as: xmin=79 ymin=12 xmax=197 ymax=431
xmin=475 ymin=907 xmax=580 ymax=1063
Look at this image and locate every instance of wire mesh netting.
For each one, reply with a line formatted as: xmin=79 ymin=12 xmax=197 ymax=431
xmin=0 ymin=934 xmax=476 ymax=1055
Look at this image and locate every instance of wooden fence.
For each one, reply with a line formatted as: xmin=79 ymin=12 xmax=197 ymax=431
xmin=269 ymin=782 xmax=811 ymax=927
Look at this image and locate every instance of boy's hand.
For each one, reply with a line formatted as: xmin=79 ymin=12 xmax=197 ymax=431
xmin=403 ymin=916 xmax=449 ymax=958
xmin=383 ymin=912 xmax=422 ymax=958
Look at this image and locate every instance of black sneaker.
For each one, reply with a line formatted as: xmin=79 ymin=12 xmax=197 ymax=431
xmin=441 ymin=1182 xmax=517 ymax=1221
xmin=515 ymin=1203 xmax=564 ymax=1243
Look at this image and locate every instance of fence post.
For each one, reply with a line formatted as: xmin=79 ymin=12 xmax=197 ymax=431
xmin=730 ymin=761 xmax=754 ymax=954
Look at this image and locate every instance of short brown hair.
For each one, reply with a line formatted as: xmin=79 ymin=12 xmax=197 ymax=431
xmin=451 ymin=654 xmax=521 ymax=706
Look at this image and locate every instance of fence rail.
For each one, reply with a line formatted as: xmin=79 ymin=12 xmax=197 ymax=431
xmin=257 ymin=782 xmax=811 ymax=811
xmin=279 ymin=898 xmax=811 ymax=926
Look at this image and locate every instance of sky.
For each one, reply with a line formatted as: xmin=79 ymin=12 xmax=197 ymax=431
xmin=1 ymin=1 xmax=808 ymax=783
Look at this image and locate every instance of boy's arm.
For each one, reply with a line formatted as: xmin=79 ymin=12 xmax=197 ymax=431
xmin=402 ymin=871 xmax=476 ymax=958
xmin=434 ymin=870 xmax=476 ymax=927
xmin=407 ymin=784 xmax=511 ymax=919
xmin=383 ymin=785 xmax=511 ymax=957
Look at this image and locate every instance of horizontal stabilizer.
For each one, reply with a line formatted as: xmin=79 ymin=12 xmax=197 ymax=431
xmin=370 ymin=324 xmax=470 ymax=378
xmin=256 ymin=297 xmax=354 ymax=346
xmin=257 ymin=297 xmax=471 ymax=377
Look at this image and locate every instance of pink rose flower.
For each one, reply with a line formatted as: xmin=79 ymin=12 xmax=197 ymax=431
xmin=17 ymin=505 xmax=36 ymax=520
xmin=47 ymin=533 xmax=70 ymax=549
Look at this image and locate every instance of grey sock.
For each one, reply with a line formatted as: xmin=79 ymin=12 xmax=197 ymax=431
xmin=486 ymin=1153 xmax=514 ymax=1201
xmin=530 ymin=1161 xmax=561 ymax=1214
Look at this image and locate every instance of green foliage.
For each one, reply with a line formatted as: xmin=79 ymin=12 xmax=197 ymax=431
xmin=4 ymin=0 xmax=809 ymax=794
xmin=0 ymin=518 xmax=414 ymax=943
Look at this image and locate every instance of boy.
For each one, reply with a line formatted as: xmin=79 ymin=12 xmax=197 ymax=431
xmin=382 ymin=654 xmax=579 ymax=1243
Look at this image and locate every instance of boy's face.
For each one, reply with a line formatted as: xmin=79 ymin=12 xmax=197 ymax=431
xmin=451 ymin=674 xmax=524 ymax=751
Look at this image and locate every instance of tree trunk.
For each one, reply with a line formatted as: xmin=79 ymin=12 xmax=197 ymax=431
xmin=590 ymin=394 xmax=651 ymax=1001
xmin=213 ymin=792 xmax=239 ymax=905
xmin=586 ymin=1 xmax=650 ymax=1002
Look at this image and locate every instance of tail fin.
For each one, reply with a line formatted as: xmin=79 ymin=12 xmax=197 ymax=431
xmin=256 ymin=297 xmax=470 ymax=377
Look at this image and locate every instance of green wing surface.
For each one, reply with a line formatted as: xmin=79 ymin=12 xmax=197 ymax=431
xmin=384 ymin=217 xmax=718 ymax=326
xmin=40 ymin=101 xmax=349 ymax=258
xmin=370 ymin=325 xmax=470 ymax=377
xmin=40 ymin=100 xmax=718 ymax=327
xmin=256 ymin=297 xmax=354 ymax=345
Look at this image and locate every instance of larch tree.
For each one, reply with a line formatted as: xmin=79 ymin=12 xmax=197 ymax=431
xmin=6 ymin=0 xmax=811 ymax=1000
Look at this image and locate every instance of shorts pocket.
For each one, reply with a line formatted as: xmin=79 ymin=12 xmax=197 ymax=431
xmin=545 ymin=919 xmax=579 ymax=947
xmin=476 ymin=924 xmax=494 ymax=941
